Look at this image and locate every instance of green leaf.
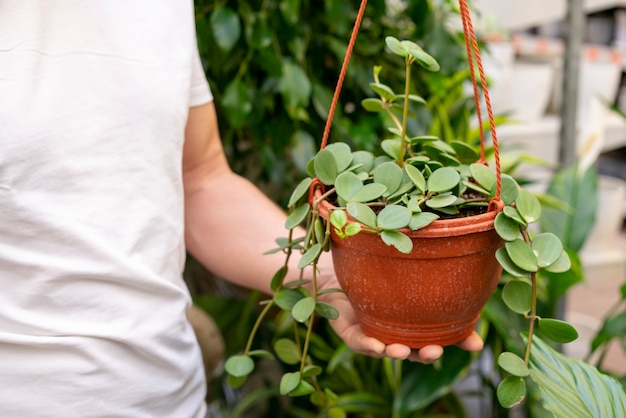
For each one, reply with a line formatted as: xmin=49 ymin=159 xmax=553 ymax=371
xmin=543 ymin=250 xmax=572 ymax=273
xmin=425 ymin=193 xmax=458 ymax=209
xmin=279 ymin=60 xmax=311 ymax=108
xmin=405 ymin=164 xmax=426 ymax=193
xmin=403 ymin=40 xmax=440 ymax=71
xmin=273 ymin=339 xmax=301 ymax=365
xmin=516 ymin=188 xmax=542 ymax=224
xmin=503 ymin=205 xmax=526 ymax=226
xmin=427 ymin=167 xmax=460 ymax=193
xmin=351 ymin=183 xmax=387 ymax=203
xmin=527 ymin=335 xmax=626 ymax=417
xmin=370 ymin=82 xmax=397 ymax=100
xmin=451 ymin=141 xmax=479 ymax=164
xmin=377 ymin=205 xmax=412 ymax=230
xmin=210 ymin=7 xmax=241 ymax=52
xmin=496 ymin=248 xmax=531 ymax=278
xmin=351 ymin=151 xmax=375 ymax=174
xmin=314 ymin=149 xmax=338 ymax=186
xmin=280 ymin=372 xmax=301 ymax=395
xmin=470 ymin=163 xmax=496 ymax=191
xmin=325 ymin=143 xmax=353 ymax=172
xmin=502 ymin=280 xmax=532 ymax=314
xmin=495 ymin=212 xmax=522 ymax=241
xmin=531 ymin=233 xmax=563 ymax=267
xmin=409 ymin=212 xmax=439 ymax=230
xmin=380 ymin=230 xmax=413 ymax=254
xmin=270 ymin=266 xmax=288 ymax=291
xmin=344 ymin=222 xmax=362 ymax=237
xmin=381 ymin=139 xmax=402 ymax=161
xmin=288 ymin=178 xmax=313 ymax=208
xmin=497 ymin=376 xmax=527 ymax=408
xmin=347 ymin=202 xmax=377 ymax=228
xmin=273 ymin=288 xmax=305 ymax=310
xmin=538 ymin=318 xmax=579 ymax=343
xmin=285 ymin=203 xmax=310 ymax=230
xmin=498 ymin=352 xmax=530 ymax=377
xmin=302 ymin=365 xmax=323 ymax=378
xmin=221 ymin=79 xmax=252 ymax=129
xmin=288 ymin=379 xmax=315 ymax=397
xmin=335 ymin=171 xmax=363 ymax=202
xmin=297 ymin=243 xmax=322 ymax=269
xmin=330 ymin=209 xmax=348 ymax=230
xmin=292 ymin=296 xmax=316 ymax=323
xmin=374 ymin=162 xmax=403 ymax=196
xmin=315 ymin=301 xmax=339 ymax=320
xmin=362 ymin=98 xmax=384 ymax=112
xmin=385 ymin=36 xmax=407 ymax=57
xmin=225 ymin=355 xmax=254 ymax=377
xmin=497 ymin=174 xmax=520 ymax=205
xmin=506 ymin=239 xmax=538 ymax=272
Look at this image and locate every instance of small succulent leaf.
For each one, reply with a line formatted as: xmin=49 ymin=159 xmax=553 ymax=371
xmin=292 ymin=296 xmax=316 ymax=323
xmin=369 ymin=82 xmax=397 ymax=100
xmin=314 ymin=219 xmax=325 ymax=247
xmin=225 ymin=355 xmax=255 ymax=378
xmin=381 ymin=139 xmax=402 ymax=161
xmin=288 ymin=379 xmax=316 ymax=397
xmin=463 ymin=180 xmax=490 ymax=196
xmin=516 ymin=188 xmax=542 ymax=224
xmin=314 ymin=149 xmax=338 ymax=185
xmin=227 ymin=374 xmax=247 ymax=389
xmin=280 ymin=372 xmax=301 ymax=395
xmin=346 ymin=202 xmax=377 ymax=228
xmin=543 ymin=251 xmax=571 ymax=273
xmin=425 ymin=193 xmax=458 ymax=209
xmin=315 ymin=301 xmax=339 ymax=320
xmin=385 ymin=36 xmax=407 ymax=57
xmin=273 ymin=288 xmax=305 ymax=310
xmin=381 ymin=230 xmax=413 ymax=254
xmin=288 ymin=177 xmax=313 ymax=208
xmin=302 ymin=365 xmax=323 ymax=378
xmin=325 ymin=143 xmax=353 ymax=172
xmin=330 ymin=209 xmax=348 ymax=230
xmin=405 ymin=164 xmax=426 ymax=193
xmin=273 ymin=338 xmax=301 ymax=365
xmin=497 ymin=376 xmax=527 ymax=408
xmin=403 ymin=41 xmax=440 ymax=71
xmin=377 ymin=205 xmax=412 ymax=230
xmin=427 ymin=167 xmax=460 ymax=193
xmin=351 ymin=183 xmax=387 ymax=203
xmin=428 ymin=140 xmax=456 ymax=155
xmin=506 ymin=239 xmax=539 ymax=272
xmin=532 ymin=233 xmax=563 ymax=267
xmin=503 ymin=205 xmax=526 ymax=226
xmin=502 ymin=280 xmax=532 ymax=314
xmin=297 ymin=243 xmax=322 ymax=269
xmin=470 ymin=163 xmax=496 ymax=191
xmin=362 ymin=98 xmax=384 ymax=112
xmin=247 ymin=349 xmax=274 ymax=359
xmin=351 ymin=151 xmax=375 ymax=174
xmin=407 ymin=94 xmax=427 ymax=105
xmin=493 ymin=174 xmax=520 ymax=205
xmin=285 ymin=203 xmax=310 ymax=230
xmin=495 ymin=248 xmax=530 ymax=278
xmin=538 ymin=318 xmax=579 ymax=343
xmin=344 ymin=222 xmax=362 ymax=236
xmin=498 ymin=352 xmax=530 ymax=377
xmin=409 ymin=212 xmax=439 ymax=230
xmin=387 ymin=181 xmax=414 ymax=201
xmin=495 ymin=212 xmax=522 ymax=241
xmin=270 ymin=266 xmax=288 ymax=291
xmin=335 ymin=171 xmax=363 ymax=202
xmin=407 ymin=196 xmax=423 ymax=212
xmin=450 ymin=141 xmax=479 ymax=164
xmin=374 ymin=162 xmax=403 ymax=196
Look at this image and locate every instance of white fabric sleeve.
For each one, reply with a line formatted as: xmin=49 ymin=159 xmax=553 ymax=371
xmin=190 ymin=47 xmax=213 ymax=106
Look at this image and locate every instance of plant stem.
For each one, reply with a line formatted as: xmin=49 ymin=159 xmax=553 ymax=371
xmin=522 ymin=227 xmax=538 ymax=364
xmin=244 ymin=300 xmax=275 ymax=354
xmin=398 ymin=57 xmax=413 ymax=164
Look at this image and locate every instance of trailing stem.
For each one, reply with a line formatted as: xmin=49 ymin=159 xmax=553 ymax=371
xmin=522 ymin=227 xmax=538 ymax=364
xmin=398 ymin=57 xmax=413 ymax=164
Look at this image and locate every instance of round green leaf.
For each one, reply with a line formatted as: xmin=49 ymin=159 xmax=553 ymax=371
xmin=315 ymin=301 xmax=339 ymax=320
xmin=498 ymin=352 xmax=530 ymax=377
xmin=351 ymin=151 xmax=375 ymax=174
xmin=346 ymin=202 xmax=377 ymax=228
xmin=330 ymin=209 xmax=348 ymax=230
xmin=351 ymin=183 xmax=387 ymax=203
xmin=451 ymin=141 xmax=479 ymax=164
xmin=225 ymin=355 xmax=254 ymax=378
xmin=288 ymin=177 xmax=313 ymax=208
xmin=495 ymin=212 xmax=522 ymax=241
xmin=285 ymin=203 xmax=310 ymax=230
xmin=297 ymin=243 xmax=322 ymax=269
xmin=210 ymin=7 xmax=241 ymax=53
xmin=425 ymin=193 xmax=458 ymax=209
xmin=280 ymin=372 xmax=301 ymax=395
xmin=502 ymin=280 xmax=532 ymax=314
xmin=270 ymin=266 xmax=288 ymax=291
xmin=506 ymin=239 xmax=538 ymax=272
xmin=381 ymin=139 xmax=402 ymax=161
xmin=538 ymin=318 xmax=579 ymax=343
xmin=532 ymin=232 xmax=563 ymax=267
xmin=403 ymin=41 xmax=440 ymax=71
xmin=503 ymin=205 xmax=526 ymax=226
xmin=370 ymin=82 xmax=396 ymax=101
xmin=335 ymin=171 xmax=363 ymax=202
xmin=405 ymin=164 xmax=426 ymax=193
xmin=377 ymin=205 xmax=412 ymax=230
xmin=385 ymin=36 xmax=407 ymax=57
xmin=544 ymin=251 xmax=571 ymax=273
xmin=409 ymin=212 xmax=439 ymax=230
xmin=227 ymin=374 xmax=247 ymax=389
xmin=427 ymin=167 xmax=460 ymax=193
xmin=273 ymin=288 xmax=305 ymax=310
xmin=288 ymin=379 xmax=315 ymax=397
xmin=273 ymin=339 xmax=301 ymax=365
xmin=314 ymin=149 xmax=338 ymax=186
xmin=344 ymin=222 xmax=362 ymax=237
xmin=470 ymin=163 xmax=496 ymax=191
xmin=374 ymin=162 xmax=403 ymax=196
xmin=497 ymin=376 xmax=527 ymax=408
xmin=292 ymin=296 xmax=316 ymax=323
xmin=516 ymin=188 xmax=542 ymax=224
xmin=497 ymin=174 xmax=520 ymax=205
xmin=496 ymin=248 xmax=531 ymax=278
xmin=380 ymin=230 xmax=413 ymax=254
xmin=302 ymin=365 xmax=323 ymax=378
xmin=362 ymin=98 xmax=384 ymax=112
xmin=325 ymin=143 xmax=353 ymax=172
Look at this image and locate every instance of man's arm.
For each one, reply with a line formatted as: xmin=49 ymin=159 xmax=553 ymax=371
xmin=181 ymin=102 xmax=483 ymax=362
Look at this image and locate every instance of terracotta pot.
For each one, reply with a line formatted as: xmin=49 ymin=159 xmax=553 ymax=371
xmin=318 ymin=198 xmax=504 ymax=348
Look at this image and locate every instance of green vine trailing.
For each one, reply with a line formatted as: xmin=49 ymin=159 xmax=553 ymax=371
xmin=224 ymin=36 xmax=626 ymax=415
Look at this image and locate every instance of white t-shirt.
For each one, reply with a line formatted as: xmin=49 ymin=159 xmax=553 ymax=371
xmin=0 ymin=1 xmax=212 ymax=416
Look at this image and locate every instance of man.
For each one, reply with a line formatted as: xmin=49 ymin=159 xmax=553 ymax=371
xmin=0 ymin=1 xmax=482 ymax=416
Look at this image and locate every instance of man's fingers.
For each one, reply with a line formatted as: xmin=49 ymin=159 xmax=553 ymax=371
xmin=457 ymin=331 xmax=484 ymax=352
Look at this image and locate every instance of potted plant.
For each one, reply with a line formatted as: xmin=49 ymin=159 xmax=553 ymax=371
xmin=223 ymin=2 xmax=626 ymax=413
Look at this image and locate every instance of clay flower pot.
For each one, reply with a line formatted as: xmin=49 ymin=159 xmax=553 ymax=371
xmin=319 ymin=198 xmax=504 ymax=348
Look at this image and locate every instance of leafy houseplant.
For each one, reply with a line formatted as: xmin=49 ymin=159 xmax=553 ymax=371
xmin=224 ymin=3 xmax=626 ymax=413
